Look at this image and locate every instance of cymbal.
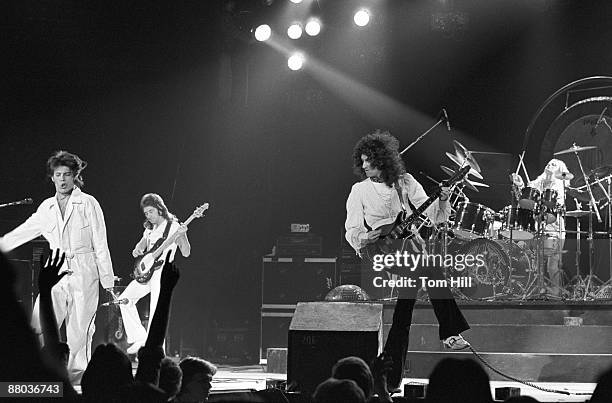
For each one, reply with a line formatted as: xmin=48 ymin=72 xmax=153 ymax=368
xmin=564 ymin=210 xmax=592 ymax=218
xmin=446 ymin=152 xmax=462 ymax=166
xmin=440 ymin=165 xmax=480 ymax=192
xmin=553 ymin=144 xmax=597 ymax=155
xmin=445 ymin=152 xmax=483 ymax=179
xmin=453 ymin=143 xmax=482 ymax=173
xmin=468 ymin=179 xmax=490 ymax=188
xmin=462 ymin=179 xmax=478 ymax=192
xmin=555 ymin=171 xmax=574 ymax=181
xmin=440 ymin=164 xmax=455 ymax=177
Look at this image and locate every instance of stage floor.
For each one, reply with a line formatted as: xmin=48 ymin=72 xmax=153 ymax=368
xmin=209 ymin=365 xmax=595 ymax=402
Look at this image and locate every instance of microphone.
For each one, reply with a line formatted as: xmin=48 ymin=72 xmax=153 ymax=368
xmin=442 ymin=109 xmax=451 ymax=131
xmin=101 ymin=298 xmax=129 ymax=307
xmin=596 ymin=107 xmax=608 ymax=127
xmin=0 ymin=198 xmax=34 ymax=208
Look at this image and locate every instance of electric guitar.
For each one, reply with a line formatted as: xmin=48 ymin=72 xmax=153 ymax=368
xmin=132 ymin=203 xmax=209 ymax=284
xmin=359 ymin=166 xmax=470 ymax=264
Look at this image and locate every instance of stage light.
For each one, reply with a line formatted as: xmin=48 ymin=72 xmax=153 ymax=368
xmin=289 ymin=0 xmax=303 ymax=3
xmin=254 ymin=24 xmax=272 ymax=42
xmin=288 ymin=53 xmax=305 ymax=71
xmin=354 ymin=9 xmax=370 ymax=27
xmin=305 ymin=18 xmax=321 ymax=36
xmin=287 ymin=23 xmax=303 ymax=39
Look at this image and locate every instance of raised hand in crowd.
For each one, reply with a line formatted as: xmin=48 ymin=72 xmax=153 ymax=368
xmin=38 ymin=249 xmax=67 ymax=348
xmin=39 ymin=249 xmax=67 ymax=295
xmin=371 ymin=352 xmax=393 ymax=402
xmin=160 ymin=249 xmax=180 ymax=293
xmin=137 ymin=251 xmax=180 ymax=385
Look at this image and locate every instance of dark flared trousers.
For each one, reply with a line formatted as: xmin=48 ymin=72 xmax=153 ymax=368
xmin=383 ymin=265 xmax=470 ymax=389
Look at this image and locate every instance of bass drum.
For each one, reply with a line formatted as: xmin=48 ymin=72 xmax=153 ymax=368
xmin=450 ymin=238 xmax=533 ymax=299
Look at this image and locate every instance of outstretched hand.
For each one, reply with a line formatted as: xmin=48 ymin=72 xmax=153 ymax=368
xmin=160 ymin=250 xmax=180 ymax=291
xmin=38 ymin=249 xmax=67 ymax=295
xmin=371 ymin=352 xmax=394 ymax=402
xmin=371 ymin=352 xmax=393 ymax=382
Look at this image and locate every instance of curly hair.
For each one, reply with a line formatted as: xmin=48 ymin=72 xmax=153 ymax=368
xmin=352 ymin=130 xmax=406 ymax=187
xmin=46 ymin=150 xmax=87 ymax=188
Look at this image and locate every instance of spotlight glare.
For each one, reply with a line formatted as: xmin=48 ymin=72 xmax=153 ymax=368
xmin=287 ymin=53 xmax=305 ymax=71
xmin=287 ymin=23 xmax=303 ymax=39
xmin=305 ymin=18 xmax=321 ymax=36
xmin=254 ymin=24 xmax=272 ymax=42
xmin=289 ymin=0 xmax=303 ymax=3
xmin=354 ymin=9 xmax=370 ymax=27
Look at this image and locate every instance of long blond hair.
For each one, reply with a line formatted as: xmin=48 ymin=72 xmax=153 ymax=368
xmin=539 ymin=158 xmax=571 ymax=187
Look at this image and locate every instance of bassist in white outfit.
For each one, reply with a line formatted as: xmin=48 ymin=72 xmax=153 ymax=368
xmin=120 ymin=193 xmax=190 ymax=354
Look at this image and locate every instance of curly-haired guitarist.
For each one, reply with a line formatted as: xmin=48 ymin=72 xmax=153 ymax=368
xmin=345 ymin=130 xmax=470 ymax=392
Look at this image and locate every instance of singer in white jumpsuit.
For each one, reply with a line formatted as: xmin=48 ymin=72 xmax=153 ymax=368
xmin=0 ymin=151 xmax=114 ymax=384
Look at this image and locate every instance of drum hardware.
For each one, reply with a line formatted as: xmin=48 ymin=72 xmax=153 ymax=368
xmin=451 ymin=202 xmax=496 ymax=240
xmin=540 ymin=189 xmax=559 ymax=224
xmin=519 ymin=210 xmax=564 ymax=300
xmin=441 ymin=165 xmax=478 ymax=193
xmin=448 ymin=238 xmax=533 ymax=300
xmin=591 ymin=173 xmax=612 ymax=298
xmin=555 ymin=171 xmax=574 ymax=181
xmin=564 ymin=210 xmax=592 ymax=218
xmin=564 ymin=143 xmax=607 ymax=300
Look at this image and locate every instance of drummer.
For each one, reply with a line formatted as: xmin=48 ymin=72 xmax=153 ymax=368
xmin=512 ymin=158 xmax=570 ymax=296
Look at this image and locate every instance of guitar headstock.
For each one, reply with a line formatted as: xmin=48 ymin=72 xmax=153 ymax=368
xmin=193 ymin=203 xmax=210 ymax=218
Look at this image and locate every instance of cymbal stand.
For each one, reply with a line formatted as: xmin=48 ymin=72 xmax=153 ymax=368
xmin=580 ymin=200 xmax=605 ymax=300
xmin=573 ymin=143 xmax=602 ymax=223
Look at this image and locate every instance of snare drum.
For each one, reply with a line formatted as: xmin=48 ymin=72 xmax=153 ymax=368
xmin=540 ymin=189 xmax=558 ymax=224
xmin=519 ymin=187 xmax=540 ymax=210
xmin=452 ymin=202 xmax=495 ymax=240
xmin=499 ymin=206 xmax=536 ymax=240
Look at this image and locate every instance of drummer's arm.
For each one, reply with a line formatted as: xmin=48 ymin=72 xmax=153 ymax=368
xmin=511 ymin=173 xmax=525 ymax=190
xmin=528 ymin=174 xmax=544 ymax=190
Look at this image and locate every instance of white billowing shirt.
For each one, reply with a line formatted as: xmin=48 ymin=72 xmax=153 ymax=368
xmin=345 ymin=173 xmax=451 ymax=252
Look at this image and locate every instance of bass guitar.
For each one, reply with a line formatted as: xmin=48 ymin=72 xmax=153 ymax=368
xmin=359 ymin=166 xmax=470 ymax=264
xmin=132 ymin=203 xmax=209 ymax=284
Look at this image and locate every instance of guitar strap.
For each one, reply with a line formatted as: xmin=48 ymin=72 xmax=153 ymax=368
xmin=394 ymin=177 xmax=418 ymax=213
xmin=394 ymin=176 xmax=426 ymax=253
xmin=146 ymin=220 xmax=173 ymax=253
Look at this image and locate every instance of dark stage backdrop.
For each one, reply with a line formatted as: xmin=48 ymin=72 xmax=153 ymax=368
xmin=3 ymin=0 xmax=612 ymax=359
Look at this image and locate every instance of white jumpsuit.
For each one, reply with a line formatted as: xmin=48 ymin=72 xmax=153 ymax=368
xmin=0 ymin=187 xmax=114 ymax=383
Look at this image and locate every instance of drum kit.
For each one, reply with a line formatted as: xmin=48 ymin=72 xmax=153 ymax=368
xmin=428 ymin=141 xmax=612 ymax=301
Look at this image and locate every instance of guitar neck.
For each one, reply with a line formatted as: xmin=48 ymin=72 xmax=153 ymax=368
xmin=397 ymin=191 xmax=440 ymax=233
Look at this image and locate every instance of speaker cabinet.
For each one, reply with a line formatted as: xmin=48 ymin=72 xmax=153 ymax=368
xmin=287 ymin=302 xmax=383 ymax=394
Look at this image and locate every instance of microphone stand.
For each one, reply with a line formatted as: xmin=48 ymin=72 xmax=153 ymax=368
xmin=0 ymin=199 xmax=33 ymax=208
xmin=400 ymin=112 xmax=448 ymax=155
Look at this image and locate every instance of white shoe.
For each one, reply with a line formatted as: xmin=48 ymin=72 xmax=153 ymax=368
xmin=127 ymin=341 xmax=145 ymax=355
xmin=443 ymin=335 xmax=470 ymax=350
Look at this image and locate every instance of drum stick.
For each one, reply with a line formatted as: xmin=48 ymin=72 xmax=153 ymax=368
xmin=514 ymin=151 xmax=525 ymax=175
xmin=520 ymin=157 xmax=531 ymax=183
